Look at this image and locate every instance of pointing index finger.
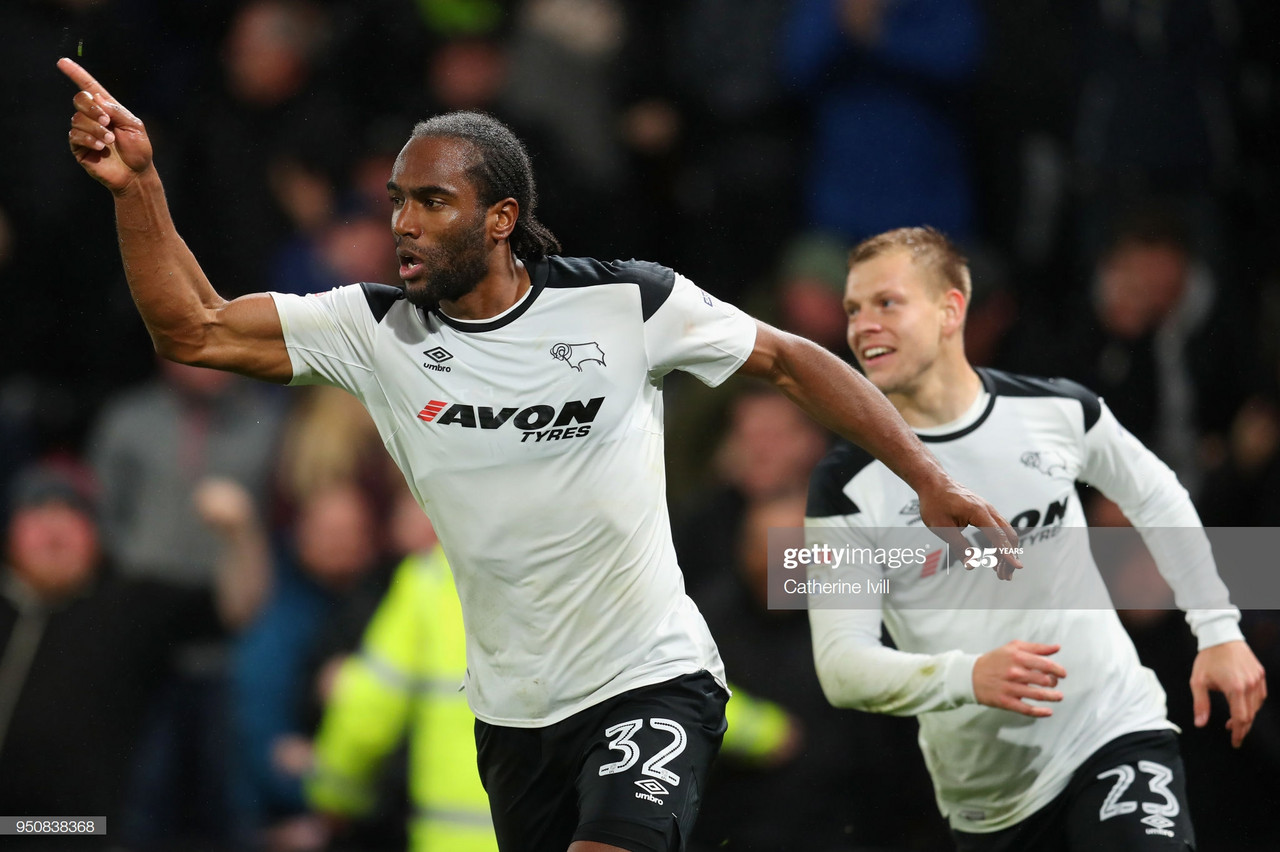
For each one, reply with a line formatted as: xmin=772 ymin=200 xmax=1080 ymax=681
xmin=57 ymin=57 xmax=115 ymax=102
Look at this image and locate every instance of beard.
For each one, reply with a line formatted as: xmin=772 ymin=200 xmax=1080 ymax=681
xmin=402 ymin=216 xmax=490 ymax=309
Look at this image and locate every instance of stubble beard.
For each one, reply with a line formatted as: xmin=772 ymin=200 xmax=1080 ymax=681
xmin=403 ymin=217 xmax=491 ymax=310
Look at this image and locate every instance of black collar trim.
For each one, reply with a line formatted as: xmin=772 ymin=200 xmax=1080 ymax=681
xmin=917 ymin=369 xmax=998 ymax=443
xmin=430 ymin=259 xmax=548 ymax=333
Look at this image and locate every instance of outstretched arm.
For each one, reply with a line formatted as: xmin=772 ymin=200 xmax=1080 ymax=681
xmin=741 ymin=321 xmax=1019 ymax=573
xmin=58 ymin=58 xmax=292 ymax=383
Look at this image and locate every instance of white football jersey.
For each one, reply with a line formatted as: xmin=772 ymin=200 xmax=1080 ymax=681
xmin=271 ymin=257 xmax=756 ymax=726
xmin=805 ymin=368 xmax=1242 ymax=832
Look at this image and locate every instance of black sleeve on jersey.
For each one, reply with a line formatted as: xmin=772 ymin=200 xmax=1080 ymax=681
xmin=807 ymin=441 xmax=872 ymax=518
xmin=981 ymin=368 xmax=1102 ymax=432
xmin=360 ymin=282 xmax=406 ymax=323
xmin=543 ymin=257 xmax=676 ymax=321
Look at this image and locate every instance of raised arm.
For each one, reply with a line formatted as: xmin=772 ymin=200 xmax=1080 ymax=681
xmin=740 ymin=321 xmax=1019 ymax=572
xmin=59 ymin=58 xmax=292 ymax=383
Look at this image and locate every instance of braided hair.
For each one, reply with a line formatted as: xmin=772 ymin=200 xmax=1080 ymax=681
xmin=411 ymin=112 xmax=561 ymax=260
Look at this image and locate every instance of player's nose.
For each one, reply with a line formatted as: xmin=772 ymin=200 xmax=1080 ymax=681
xmin=392 ymin=203 xmax=421 ymax=238
xmin=850 ymin=312 xmax=882 ymax=338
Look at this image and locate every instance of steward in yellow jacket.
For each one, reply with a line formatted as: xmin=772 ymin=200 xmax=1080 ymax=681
xmin=305 ymin=546 xmax=497 ymax=851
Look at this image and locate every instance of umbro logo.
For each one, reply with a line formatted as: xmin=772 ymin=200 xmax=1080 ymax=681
xmin=423 ymin=346 xmax=453 ymax=363
xmin=422 ymin=347 xmax=453 ymax=373
xmin=634 ymin=778 xmax=668 ymax=804
xmin=635 ymin=779 xmax=668 ymax=796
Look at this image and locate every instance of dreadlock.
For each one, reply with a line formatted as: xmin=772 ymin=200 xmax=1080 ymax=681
xmin=412 ymin=112 xmax=561 ymax=260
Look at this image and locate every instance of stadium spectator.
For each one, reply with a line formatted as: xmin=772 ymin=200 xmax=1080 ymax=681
xmin=807 ymin=226 xmax=1266 ymax=851
xmin=652 ymin=0 xmax=804 ymax=299
xmin=1072 ymin=0 xmax=1240 ymax=273
xmin=0 ymin=461 xmax=268 ymax=850
xmin=305 ymin=490 xmax=497 ymax=851
xmin=1050 ymin=207 xmax=1255 ymax=494
xmin=60 ymin=58 xmax=1017 ymax=852
xmin=228 ymin=479 xmax=395 ymax=849
xmin=176 ymin=0 xmax=355 ymax=299
xmin=783 ymin=0 xmax=983 ymax=245
xmin=675 ymin=383 xmax=831 ymax=595
xmin=89 ymin=359 xmax=283 ymax=849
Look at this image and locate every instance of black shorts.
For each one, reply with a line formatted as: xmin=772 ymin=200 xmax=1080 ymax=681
xmin=475 ymin=670 xmax=728 ymax=852
xmin=953 ymin=730 xmax=1196 ymax=852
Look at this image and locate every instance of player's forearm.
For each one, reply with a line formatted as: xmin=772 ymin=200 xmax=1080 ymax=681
xmin=1083 ymin=412 xmax=1240 ymax=637
xmin=771 ymin=335 xmax=949 ymax=494
xmin=112 ymin=168 xmax=227 ymax=362
xmin=814 ymin=639 xmax=977 ymax=715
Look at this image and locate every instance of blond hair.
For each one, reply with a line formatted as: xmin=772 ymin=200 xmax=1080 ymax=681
xmin=847 ymin=226 xmax=971 ymax=301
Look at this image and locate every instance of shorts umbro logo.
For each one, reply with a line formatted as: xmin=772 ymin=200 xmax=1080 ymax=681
xmin=634 ymin=778 xmax=668 ymax=804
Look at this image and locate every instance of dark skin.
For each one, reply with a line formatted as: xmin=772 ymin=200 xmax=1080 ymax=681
xmin=60 ymin=57 xmax=1021 ymax=851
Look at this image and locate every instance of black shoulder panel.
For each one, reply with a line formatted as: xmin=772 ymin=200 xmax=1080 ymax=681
xmin=806 ymin=440 xmax=873 ymax=518
xmin=981 ymin=368 xmax=1102 ymax=432
xmin=543 ymin=256 xmax=676 ymax=321
xmin=359 ymin=282 xmax=405 ymax=324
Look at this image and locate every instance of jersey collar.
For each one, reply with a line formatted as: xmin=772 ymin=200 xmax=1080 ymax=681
xmin=430 ymin=258 xmax=549 ymax=333
xmin=916 ymin=368 xmax=998 ymax=443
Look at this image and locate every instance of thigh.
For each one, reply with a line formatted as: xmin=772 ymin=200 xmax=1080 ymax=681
xmin=475 ymin=719 xmax=579 ymax=852
xmin=573 ymin=672 xmax=728 ymax=852
xmin=1063 ymin=731 xmax=1196 ymax=852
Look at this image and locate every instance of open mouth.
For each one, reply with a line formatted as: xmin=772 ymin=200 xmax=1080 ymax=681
xmin=398 ymin=251 xmax=424 ymax=279
xmin=861 ymin=345 xmax=895 ymax=365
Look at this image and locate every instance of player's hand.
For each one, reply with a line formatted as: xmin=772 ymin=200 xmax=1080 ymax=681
xmin=973 ymin=640 xmax=1065 ymax=718
xmin=57 ymin=57 xmax=154 ymax=193
xmin=1190 ymin=639 xmax=1267 ymax=748
xmin=919 ymin=476 xmax=1021 ymax=580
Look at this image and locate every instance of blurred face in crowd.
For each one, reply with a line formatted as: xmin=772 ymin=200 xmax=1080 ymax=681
xmin=389 ymin=135 xmax=493 ymax=309
xmin=7 ymin=502 xmax=100 ymax=600
xmin=717 ymin=393 xmax=829 ymax=501
xmin=224 ymin=0 xmax=318 ymax=106
xmin=845 ymin=248 xmax=965 ymax=399
xmin=295 ymin=483 xmax=378 ymax=588
xmin=1097 ymin=241 xmax=1189 ymax=339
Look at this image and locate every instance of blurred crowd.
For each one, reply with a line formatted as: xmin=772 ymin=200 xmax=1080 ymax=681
xmin=2 ymin=0 xmax=1280 ymax=850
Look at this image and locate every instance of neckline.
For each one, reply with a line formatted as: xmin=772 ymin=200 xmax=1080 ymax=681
xmin=915 ymin=369 xmax=998 ymax=443
xmin=431 ymin=258 xmax=548 ymax=333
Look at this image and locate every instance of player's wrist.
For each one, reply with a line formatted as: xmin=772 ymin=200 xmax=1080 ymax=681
xmin=109 ymin=163 xmax=160 ymax=199
xmin=1190 ymin=611 xmax=1245 ymax=651
xmin=943 ymin=650 xmax=980 ymax=707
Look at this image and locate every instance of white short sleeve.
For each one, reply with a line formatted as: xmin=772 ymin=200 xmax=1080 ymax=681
xmin=642 ymin=273 xmax=757 ymax=386
xmin=270 ymin=286 xmax=379 ymax=395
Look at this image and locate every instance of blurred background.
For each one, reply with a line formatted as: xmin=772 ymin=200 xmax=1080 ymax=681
xmin=1 ymin=0 xmax=1279 ymax=850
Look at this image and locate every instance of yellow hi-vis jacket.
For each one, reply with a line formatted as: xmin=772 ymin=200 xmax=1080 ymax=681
xmin=305 ymin=546 xmax=497 ymax=851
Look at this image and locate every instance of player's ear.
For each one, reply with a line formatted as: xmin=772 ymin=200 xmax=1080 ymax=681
xmin=490 ymin=198 xmax=519 ymax=242
xmin=941 ymin=288 xmax=966 ymax=336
